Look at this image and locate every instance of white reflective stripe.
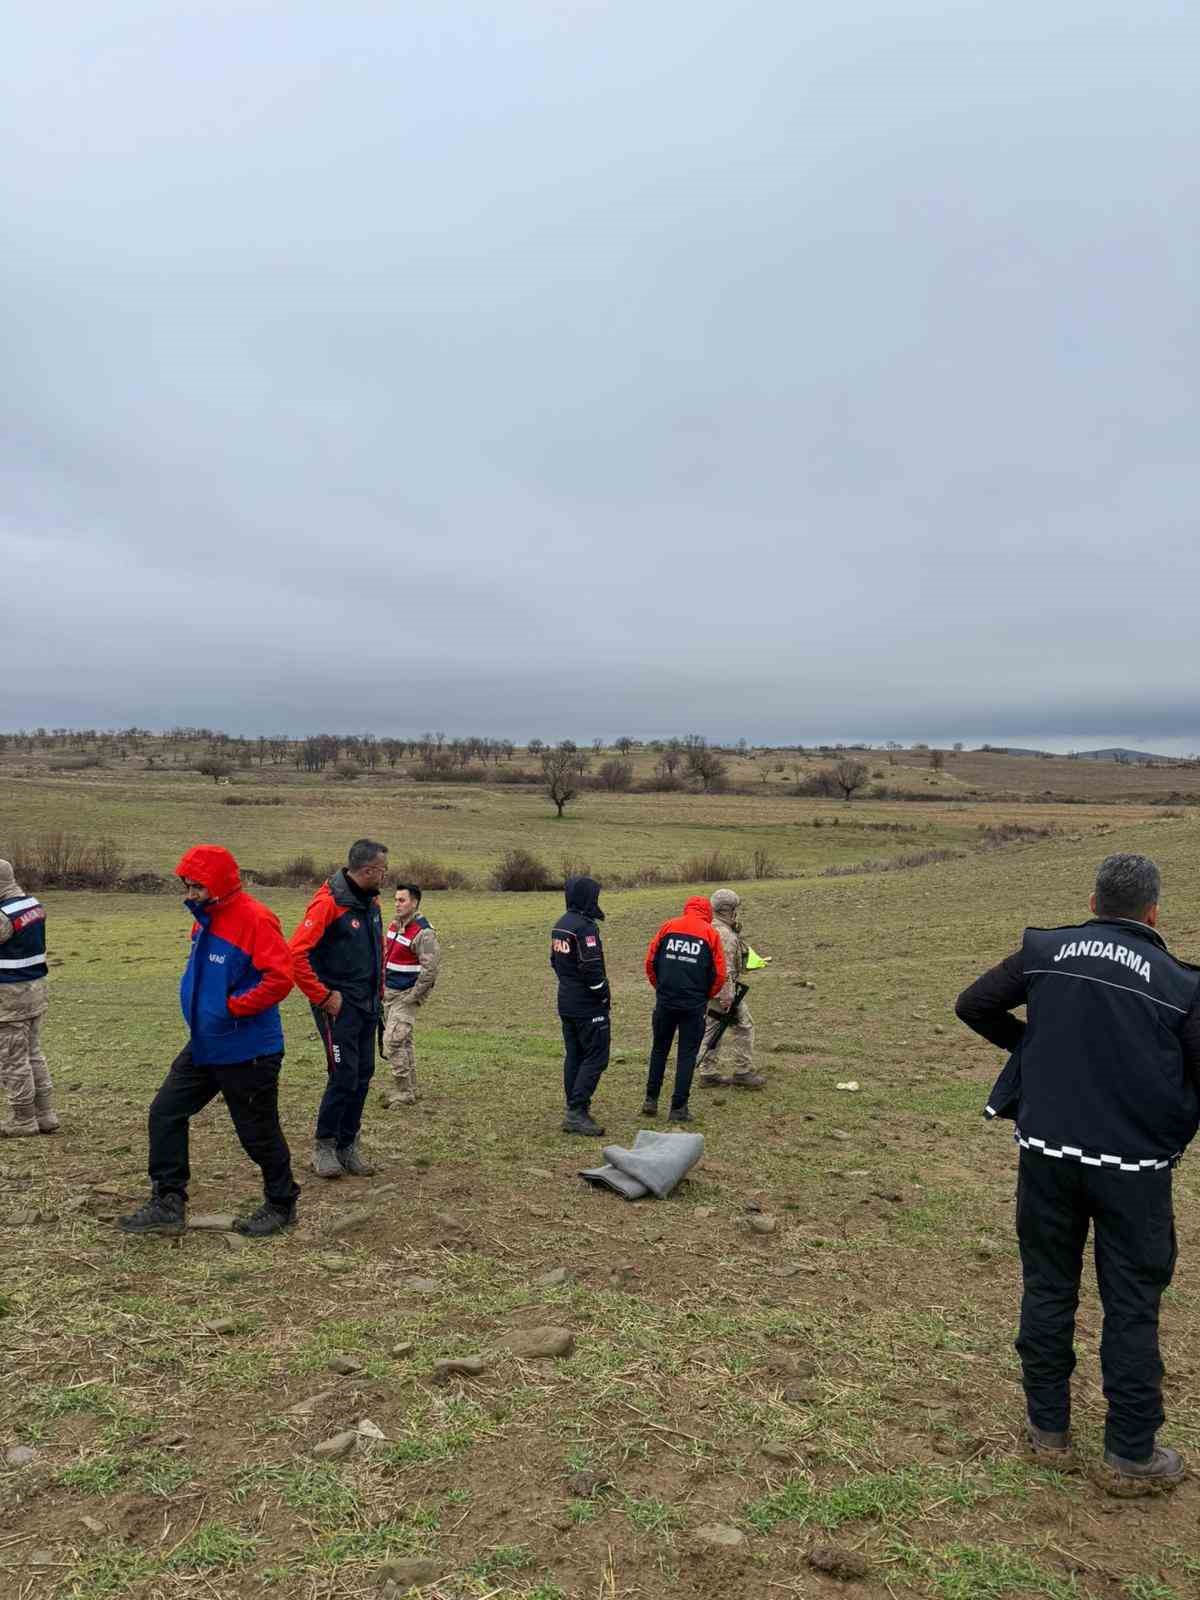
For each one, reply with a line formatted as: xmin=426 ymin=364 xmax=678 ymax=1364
xmin=0 ymin=953 xmax=47 ymax=969
xmin=1015 ymin=1127 xmax=1175 ymax=1172
xmin=1 ymin=897 xmax=38 ymax=915
xmin=386 ymin=962 xmax=419 ymax=972
xmin=1024 ymin=968 xmax=1187 ymax=1013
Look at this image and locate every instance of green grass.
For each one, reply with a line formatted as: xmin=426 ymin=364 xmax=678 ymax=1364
xmin=923 ymin=1543 xmax=1079 ymax=1599
xmin=60 ymin=1549 xmax=158 ymax=1599
xmin=469 ymin=1545 xmax=538 ymax=1578
xmin=744 ymin=1467 xmax=980 ymax=1535
xmin=166 ymin=1522 xmax=259 ymax=1572
xmin=235 ymin=1461 xmax=363 ymax=1522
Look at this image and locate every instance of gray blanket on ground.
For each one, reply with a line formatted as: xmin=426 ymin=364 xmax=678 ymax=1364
xmin=579 ymin=1129 xmax=704 ymax=1201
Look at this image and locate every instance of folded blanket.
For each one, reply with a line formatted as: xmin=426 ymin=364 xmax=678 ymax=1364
xmin=579 ymin=1128 xmax=704 ymax=1201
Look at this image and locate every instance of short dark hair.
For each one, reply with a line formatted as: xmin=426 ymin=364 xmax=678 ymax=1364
xmin=395 ymin=881 xmax=422 ymax=904
xmin=1094 ymin=852 xmax=1160 ymax=920
xmin=348 ymin=838 xmax=388 ymax=870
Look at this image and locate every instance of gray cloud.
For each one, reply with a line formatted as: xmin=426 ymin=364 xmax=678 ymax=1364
xmin=3 ymin=1 xmax=1198 ymax=746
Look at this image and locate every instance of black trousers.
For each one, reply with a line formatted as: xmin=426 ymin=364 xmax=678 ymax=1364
xmin=645 ymin=1002 xmax=706 ymax=1111
xmin=1015 ymin=1149 xmax=1177 ymax=1459
xmin=561 ymin=1014 xmax=610 ymax=1110
xmin=148 ymin=1045 xmax=299 ymax=1209
xmin=313 ymin=1003 xmax=378 ymax=1147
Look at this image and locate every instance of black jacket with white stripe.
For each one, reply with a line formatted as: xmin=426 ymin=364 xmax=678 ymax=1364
xmin=956 ymin=918 xmax=1200 ymax=1171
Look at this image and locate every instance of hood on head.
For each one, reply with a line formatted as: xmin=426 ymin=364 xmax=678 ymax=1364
xmin=710 ymin=888 xmax=740 ymax=923
xmin=565 ymin=875 xmax=603 ymax=920
xmin=175 ymin=844 xmax=242 ymax=901
xmin=684 ymin=896 xmax=713 ymax=923
xmin=0 ymin=859 xmax=19 ymax=898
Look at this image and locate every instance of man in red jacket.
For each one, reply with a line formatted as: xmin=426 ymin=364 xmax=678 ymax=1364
xmin=642 ymin=896 xmax=727 ymax=1123
xmin=119 ymin=845 xmax=300 ymax=1238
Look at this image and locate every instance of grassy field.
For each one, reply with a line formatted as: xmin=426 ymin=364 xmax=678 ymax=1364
xmin=4 ymin=760 xmax=1200 ymax=1598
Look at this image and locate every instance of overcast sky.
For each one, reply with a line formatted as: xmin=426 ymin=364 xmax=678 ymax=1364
xmin=3 ymin=2 xmax=1197 ymax=750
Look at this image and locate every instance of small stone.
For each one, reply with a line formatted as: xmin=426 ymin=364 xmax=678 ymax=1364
xmin=328 ymin=1356 xmax=364 ymax=1375
xmin=288 ymin=1388 xmax=340 ymax=1416
xmin=693 ymin=1206 xmax=715 ymax=1219
xmin=62 ymin=1195 xmax=90 ymax=1214
xmin=377 ymin=1557 xmax=439 ymax=1588
xmin=748 ymin=1214 xmax=778 ymax=1234
xmin=808 ymin=1543 xmax=870 ymax=1580
xmin=567 ymin=1468 xmax=607 ymax=1497
xmin=201 ymin=1318 xmax=238 ymax=1334
xmin=221 ymin=1230 xmax=247 ymax=1253
xmin=501 ymin=1326 xmax=575 ymax=1360
xmin=325 ymin=1206 xmax=377 ymax=1236
xmin=835 ymin=1081 xmax=859 ymax=1092
xmin=432 ymin=1355 xmax=488 ymax=1384
xmin=4 ymin=1444 xmax=36 ymax=1468
xmin=829 ymin=1129 xmax=852 ymax=1141
xmin=524 ymin=1167 xmax=555 ymax=1180
xmin=536 ymin=1267 xmax=573 ymax=1287
xmin=188 ymin=1213 xmax=236 ymax=1231
xmin=933 ymin=1024 xmax=945 ymax=1034
xmin=312 ymin=1430 xmax=357 ymax=1460
xmin=762 ymin=1442 xmax=794 ymax=1463
xmin=30 ymin=1550 xmax=54 ymax=1566
xmin=78 ymin=1516 xmax=107 ymax=1537
xmin=692 ymin=1522 xmax=746 ymax=1551
xmin=356 ymin=1418 xmax=386 ymax=1439
xmin=782 ymin=1382 xmax=817 ymax=1404
xmin=390 ymin=1341 xmax=414 ymax=1358
xmin=405 ymin=1277 xmax=439 ymax=1294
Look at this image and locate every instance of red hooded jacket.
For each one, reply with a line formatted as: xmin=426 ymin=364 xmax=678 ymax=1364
xmin=644 ymin=896 xmax=727 ymax=1010
xmin=176 ymin=845 xmax=294 ymax=1065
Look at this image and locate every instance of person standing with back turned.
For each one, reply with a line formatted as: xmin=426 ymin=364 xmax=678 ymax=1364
xmin=956 ymin=853 xmax=1200 ymax=1494
xmin=291 ymin=839 xmax=387 ymax=1180
xmin=642 ymin=896 xmax=726 ymax=1123
xmin=550 ymin=875 xmax=611 ymax=1136
xmin=0 ymin=858 xmax=58 ymax=1137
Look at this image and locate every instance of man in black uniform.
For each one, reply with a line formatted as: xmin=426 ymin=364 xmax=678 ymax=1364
xmin=956 ymin=853 xmax=1200 ymax=1493
xmin=550 ymin=876 xmax=610 ymax=1137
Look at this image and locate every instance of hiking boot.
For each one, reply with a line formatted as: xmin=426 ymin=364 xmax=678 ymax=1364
xmin=698 ymin=1073 xmax=729 ymax=1088
xmin=1097 ymin=1445 xmax=1185 ymax=1496
xmin=731 ymin=1072 xmax=766 ymax=1089
xmin=641 ymin=1097 xmax=659 ymax=1118
xmin=1024 ymin=1421 xmax=1074 ymax=1466
xmin=234 ymin=1198 xmax=298 ymax=1237
xmin=0 ymin=1116 xmax=40 ymax=1138
xmin=667 ymin=1105 xmax=695 ymax=1124
xmin=118 ymin=1192 xmax=186 ymax=1235
xmin=34 ymin=1094 xmax=60 ymax=1133
xmin=311 ymin=1137 xmax=343 ymax=1179
xmin=563 ymin=1109 xmax=605 ymax=1137
xmin=337 ymin=1140 xmax=376 ymax=1177
xmin=383 ymin=1089 xmax=416 ymax=1108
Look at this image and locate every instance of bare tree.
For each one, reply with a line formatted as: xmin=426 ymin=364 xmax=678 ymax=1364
xmin=929 ymin=748 xmax=945 ymax=771
xmin=685 ymin=740 xmax=727 ymax=793
xmin=831 ymin=758 xmax=870 ymax=800
xmin=541 ymin=747 xmax=580 ymax=818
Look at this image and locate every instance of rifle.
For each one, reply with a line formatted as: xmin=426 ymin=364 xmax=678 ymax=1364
xmin=696 ymin=980 xmax=750 ymax=1072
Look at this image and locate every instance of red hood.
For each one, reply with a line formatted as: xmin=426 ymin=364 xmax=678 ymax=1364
xmin=176 ymin=844 xmax=242 ymax=901
xmin=683 ymin=896 xmax=713 ymax=922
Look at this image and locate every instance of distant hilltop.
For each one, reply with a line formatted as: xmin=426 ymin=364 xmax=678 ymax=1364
xmin=980 ymin=745 xmax=1187 ymax=764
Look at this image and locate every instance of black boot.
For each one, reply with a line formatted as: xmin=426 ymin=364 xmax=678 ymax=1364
xmin=667 ymin=1105 xmax=695 ymax=1124
xmin=641 ymin=1097 xmax=659 ymax=1118
xmin=234 ymin=1198 xmax=298 ymax=1237
xmin=118 ymin=1191 xmax=186 ymax=1236
xmin=563 ymin=1108 xmax=605 ymax=1136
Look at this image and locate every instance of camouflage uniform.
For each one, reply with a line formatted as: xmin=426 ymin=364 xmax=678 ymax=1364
xmin=699 ymin=888 xmax=759 ymax=1085
xmin=0 ymin=860 xmax=56 ymax=1136
xmin=382 ymin=919 xmax=441 ymax=1105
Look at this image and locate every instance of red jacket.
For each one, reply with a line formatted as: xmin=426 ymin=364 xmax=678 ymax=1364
xmin=644 ymin=896 xmax=727 ymax=1009
xmin=290 ymin=868 xmax=384 ymax=1013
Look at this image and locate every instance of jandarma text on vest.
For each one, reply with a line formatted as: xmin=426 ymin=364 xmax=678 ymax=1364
xmin=1052 ymin=939 xmax=1151 ymax=983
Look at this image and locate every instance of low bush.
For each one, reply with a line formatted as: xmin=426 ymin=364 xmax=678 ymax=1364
xmin=6 ymin=832 xmax=125 ymax=889
xmin=490 ymin=848 xmax=553 ymax=892
xmin=391 ymin=857 xmax=471 ymax=891
xmin=47 ymin=753 xmax=105 ymax=771
xmin=821 ymin=848 xmax=963 ymax=877
xmin=978 ymin=822 xmax=1056 ymax=847
xmin=220 ymin=795 xmax=284 ymax=807
xmin=678 ymin=850 xmax=749 ymax=883
xmin=247 ymin=854 xmax=339 ymax=888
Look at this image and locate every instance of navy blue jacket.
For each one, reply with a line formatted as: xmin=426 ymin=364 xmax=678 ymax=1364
xmin=551 ymin=877 xmax=610 ymax=1019
xmin=957 ymin=918 xmax=1200 ymax=1171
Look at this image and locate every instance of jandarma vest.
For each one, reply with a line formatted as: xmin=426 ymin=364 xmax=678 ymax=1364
xmin=384 ymin=915 xmax=431 ymax=992
xmin=985 ymin=918 xmax=1200 ymax=1170
xmin=0 ymin=894 xmax=48 ymax=983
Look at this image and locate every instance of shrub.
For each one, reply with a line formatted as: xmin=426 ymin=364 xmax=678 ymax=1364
xmin=390 ymin=857 xmax=471 ymax=891
xmin=247 ymin=854 xmax=338 ymax=888
xmin=595 ymin=759 xmax=633 ymax=792
xmin=678 ymin=850 xmax=748 ymax=882
xmin=751 ymin=848 xmax=781 ymax=879
xmin=48 ymin=753 xmax=105 ymax=771
xmin=6 ymin=832 xmax=125 ymax=889
xmin=330 ymin=760 xmax=362 ymax=782
xmin=490 ymin=848 xmax=553 ymax=892
xmin=637 ymin=773 xmax=686 ymax=793
xmin=220 ymin=794 xmax=284 ymax=807
xmin=978 ymin=822 xmax=1056 ymax=847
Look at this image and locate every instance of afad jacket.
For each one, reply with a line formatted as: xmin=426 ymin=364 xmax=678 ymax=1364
xmin=551 ymin=875 xmax=611 ymax=1019
xmin=177 ymin=845 xmax=293 ymax=1067
xmin=644 ymin=897 xmax=727 ymax=1010
xmin=290 ymin=868 xmax=384 ymax=1014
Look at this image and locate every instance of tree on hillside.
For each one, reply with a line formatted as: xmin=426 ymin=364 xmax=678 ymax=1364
xmin=929 ymin=748 xmax=945 ymax=771
xmin=684 ymin=740 xmax=727 ymax=793
xmin=831 ymin=758 xmax=870 ymax=800
xmin=541 ymin=747 xmax=579 ymax=818
xmin=196 ymin=758 xmax=234 ymax=784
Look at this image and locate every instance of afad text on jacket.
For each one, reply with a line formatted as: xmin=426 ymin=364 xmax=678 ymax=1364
xmin=644 ymin=897 xmax=727 ymax=1010
xmin=551 ymin=876 xmax=610 ymax=1019
xmin=986 ymin=918 xmax=1200 ymax=1170
xmin=176 ymin=845 xmax=294 ymax=1067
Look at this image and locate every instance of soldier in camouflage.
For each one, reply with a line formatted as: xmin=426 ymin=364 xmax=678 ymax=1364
xmin=698 ymin=888 xmax=764 ymax=1089
xmin=381 ymin=884 xmax=441 ymax=1108
xmin=0 ymin=859 xmax=58 ymax=1137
